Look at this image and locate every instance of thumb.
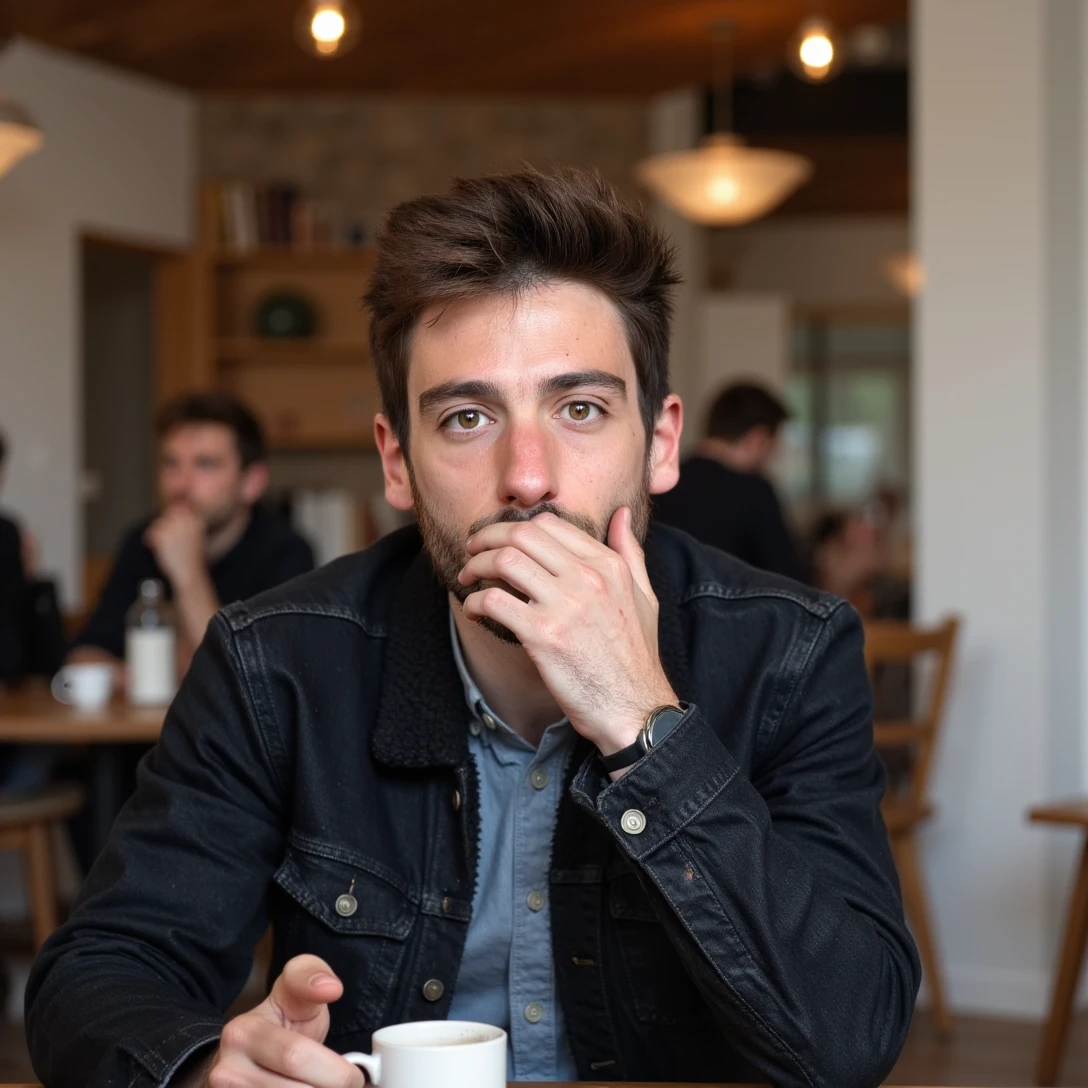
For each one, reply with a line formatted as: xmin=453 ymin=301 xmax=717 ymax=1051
xmin=265 ymin=954 xmax=343 ymax=1037
xmin=608 ymin=507 xmax=654 ymax=600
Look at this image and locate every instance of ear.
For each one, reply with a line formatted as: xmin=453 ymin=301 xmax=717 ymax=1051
xmin=375 ymin=413 xmax=415 ymax=511
xmin=240 ymin=461 xmax=270 ymax=505
xmin=648 ymin=394 xmax=683 ymax=496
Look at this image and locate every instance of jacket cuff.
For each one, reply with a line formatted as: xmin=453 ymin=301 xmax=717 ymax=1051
xmin=569 ymin=704 xmax=739 ymax=861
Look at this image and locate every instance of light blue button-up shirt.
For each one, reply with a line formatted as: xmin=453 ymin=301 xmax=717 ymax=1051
xmin=446 ymin=609 xmax=580 ymax=1082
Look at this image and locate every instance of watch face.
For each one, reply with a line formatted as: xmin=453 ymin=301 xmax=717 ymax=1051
xmin=646 ymin=706 xmax=684 ymax=748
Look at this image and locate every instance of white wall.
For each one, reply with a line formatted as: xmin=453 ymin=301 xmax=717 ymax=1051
xmin=0 ymin=38 xmax=194 ymax=606
xmin=915 ymin=0 xmax=1088 ymax=1017
xmin=712 ymin=216 xmax=910 ymax=310
xmin=696 ymin=294 xmax=790 ymax=425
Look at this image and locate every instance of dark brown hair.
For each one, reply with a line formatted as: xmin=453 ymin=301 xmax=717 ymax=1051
xmin=155 ymin=392 xmax=266 ymax=468
xmin=365 ymin=167 xmax=680 ymax=449
xmin=706 ymin=382 xmax=790 ymax=442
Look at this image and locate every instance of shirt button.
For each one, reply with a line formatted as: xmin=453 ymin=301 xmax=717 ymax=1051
xmin=526 ymin=890 xmax=545 ymax=912
xmin=335 ymin=894 xmax=358 ymax=917
xmin=621 ymin=809 xmax=647 ymax=835
xmin=482 ymin=712 xmax=497 ymax=731
xmin=524 ymin=1002 xmax=544 ymax=1023
xmin=530 ymin=768 xmax=549 ymax=790
xmin=422 ymin=979 xmax=445 ymax=1002
xmin=469 ymin=721 xmax=482 ymax=737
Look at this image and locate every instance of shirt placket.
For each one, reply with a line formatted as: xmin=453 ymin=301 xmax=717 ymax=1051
xmin=508 ymin=731 xmax=568 ymax=1080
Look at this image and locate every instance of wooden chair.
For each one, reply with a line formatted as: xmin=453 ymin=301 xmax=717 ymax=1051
xmin=0 ymin=783 xmax=86 ymax=950
xmin=864 ymin=615 xmax=960 ymax=1038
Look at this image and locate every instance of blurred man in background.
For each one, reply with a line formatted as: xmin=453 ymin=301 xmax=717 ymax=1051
xmin=654 ymin=381 xmax=804 ymax=581
xmin=0 ymin=430 xmax=29 ymax=686
xmin=69 ymin=392 xmax=314 ymax=679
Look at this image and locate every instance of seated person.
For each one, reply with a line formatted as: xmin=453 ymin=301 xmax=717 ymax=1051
xmin=27 ymin=169 xmax=919 ymax=1088
xmin=808 ymin=509 xmax=883 ymax=615
xmin=70 ymin=392 xmax=315 ymax=680
xmin=653 ymin=381 xmax=805 ymax=581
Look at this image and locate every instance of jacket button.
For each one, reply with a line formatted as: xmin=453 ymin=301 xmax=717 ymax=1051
xmin=335 ymin=894 xmax=358 ymax=917
xmin=621 ymin=809 xmax=647 ymax=835
xmin=452 ymin=789 xmax=462 ymax=812
xmin=422 ymin=978 xmax=445 ymax=1002
xmin=524 ymin=1002 xmax=544 ymax=1023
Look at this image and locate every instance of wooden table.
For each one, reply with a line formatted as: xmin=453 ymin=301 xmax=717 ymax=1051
xmin=1029 ymin=797 xmax=1088 ymax=1085
xmin=0 ymin=682 xmax=166 ymax=858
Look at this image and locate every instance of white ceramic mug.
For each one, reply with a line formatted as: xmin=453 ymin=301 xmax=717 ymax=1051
xmin=50 ymin=663 xmax=114 ymax=711
xmin=343 ymin=1020 xmax=506 ymax=1087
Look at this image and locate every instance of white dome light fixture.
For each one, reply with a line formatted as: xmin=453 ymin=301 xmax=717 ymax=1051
xmin=296 ymin=0 xmax=362 ymax=58
xmin=636 ymin=22 xmax=812 ymax=227
xmin=0 ymin=93 xmax=44 ymax=179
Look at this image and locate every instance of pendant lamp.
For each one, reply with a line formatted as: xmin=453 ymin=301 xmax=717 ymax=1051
xmin=0 ymin=94 xmax=43 ymax=179
xmin=636 ymin=22 xmax=812 ymax=227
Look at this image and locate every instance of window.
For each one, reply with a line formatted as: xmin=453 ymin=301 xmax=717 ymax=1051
xmin=778 ymin=314 xmax=911 ymax=511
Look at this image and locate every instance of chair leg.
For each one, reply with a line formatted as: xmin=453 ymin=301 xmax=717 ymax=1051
xmin=23 ymin=820 xmax=59 ymax=952
xmin=892 ymin=830 xmax=953 ymax=1038
xmin=1037 ymin=836 xmax=1088 ymax=1086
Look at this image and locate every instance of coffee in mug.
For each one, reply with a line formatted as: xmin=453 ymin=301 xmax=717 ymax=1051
xmin=343 ymin=1020 xmax=505 ymax=1087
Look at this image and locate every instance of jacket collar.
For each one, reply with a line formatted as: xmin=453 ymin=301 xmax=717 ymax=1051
xmin=371 ymin=524 xmax=692 ymax=770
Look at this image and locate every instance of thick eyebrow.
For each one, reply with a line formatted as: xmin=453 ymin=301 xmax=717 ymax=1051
xmin=537 ymin=369 xmax=627 ymax=400
xmin=417 ymin=369 xmax=628 ymax=418
xmin=418 ymin=379 xmax=502 ymax=417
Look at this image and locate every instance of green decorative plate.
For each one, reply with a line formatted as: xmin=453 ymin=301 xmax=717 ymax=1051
xmin=254 ymin=291 xmax=318 ymax=339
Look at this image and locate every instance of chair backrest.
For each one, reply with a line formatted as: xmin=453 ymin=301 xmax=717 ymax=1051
xmin=863 ymin=615 xmax=960 ymax=812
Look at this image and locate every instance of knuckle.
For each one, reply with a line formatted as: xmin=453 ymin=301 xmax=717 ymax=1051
xmin=219 ymin=1018 xmax=249 ymax=1052
xmin=281 ymin=1039 xmax=309 ymax=1077
xmin=482 ymin=587 xmax=507 ymax=611
xmin=496 ymin=547 xmax=521 ymax=572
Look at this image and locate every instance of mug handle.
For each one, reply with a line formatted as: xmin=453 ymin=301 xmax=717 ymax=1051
xmin=50 ymin=668 xmax=74 ymax=705
xmin=342 ymin=1051 xmax=380 ymax=1084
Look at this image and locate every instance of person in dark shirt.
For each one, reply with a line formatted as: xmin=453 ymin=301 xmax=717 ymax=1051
xmin=0 ymin=430 xmax=30 ymax=684
xmin=71 ymin=393 xmax=314 ymax=677
xmin=654 ymin=381 xmax=804 ymax=581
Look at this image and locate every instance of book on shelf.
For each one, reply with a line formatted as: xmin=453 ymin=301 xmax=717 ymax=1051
xmin=207 ymin=181 xmax=367 ymax=253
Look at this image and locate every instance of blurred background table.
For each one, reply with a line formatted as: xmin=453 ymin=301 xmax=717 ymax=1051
xmin=0 ymin=682 xmax=165 ymax=857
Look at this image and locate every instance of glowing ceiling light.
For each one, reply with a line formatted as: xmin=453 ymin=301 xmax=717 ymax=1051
xmin=789 ymin=14 xmax=845 ymax=83
xmin=635 ymin=22 xmax=812 ymax=226
xmin=296 ymin=0 xmax=361 ymax=59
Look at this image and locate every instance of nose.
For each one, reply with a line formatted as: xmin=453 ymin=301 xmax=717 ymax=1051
xmin=497 ymin=418 xmax=558 ymax=510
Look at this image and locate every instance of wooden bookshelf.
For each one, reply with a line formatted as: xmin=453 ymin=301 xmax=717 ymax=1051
xmin=156 ymin=188 xmax=379 ymax=452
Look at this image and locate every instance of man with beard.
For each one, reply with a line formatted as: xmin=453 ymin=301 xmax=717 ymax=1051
xmin=28 ymin=170 xmax=918 ymax=1088
xmin=69 ymin=392 xmax=314 ymax=680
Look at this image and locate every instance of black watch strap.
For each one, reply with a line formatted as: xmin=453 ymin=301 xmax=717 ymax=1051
xmin=598 ymin=736 xmax=646 ymax=774
xmin=598 ymin=704 xmax=684 ymax=773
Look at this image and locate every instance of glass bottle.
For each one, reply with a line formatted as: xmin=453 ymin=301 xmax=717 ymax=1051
xmin=125 ymin=578 xmax=177 ymax=705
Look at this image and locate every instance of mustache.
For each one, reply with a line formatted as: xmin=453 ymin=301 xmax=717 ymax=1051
xmin=466 ymin=501 xmax=602 ymax=542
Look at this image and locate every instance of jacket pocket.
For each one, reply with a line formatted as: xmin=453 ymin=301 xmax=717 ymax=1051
xmin=272 ymin=837 xmax=418 ymax=1039
xmin=607 ymin=862 xmax=713 ymax=1028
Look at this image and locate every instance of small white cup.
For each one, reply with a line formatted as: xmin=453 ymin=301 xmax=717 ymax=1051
xmin=51 ymin=663 xmax=114 ymax=711
xmin=343 ymin=1020 xmax=506 ymax=1088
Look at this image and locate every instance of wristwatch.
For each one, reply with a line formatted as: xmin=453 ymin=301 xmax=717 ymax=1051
xmin=598 ymin=704 xmax=686 ymax=773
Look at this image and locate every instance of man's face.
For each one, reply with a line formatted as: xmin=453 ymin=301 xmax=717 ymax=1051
xmin=158 ymin=423 xmax=260 ymax=535
xmin=375 ymin=281 xmax=682 ymax=637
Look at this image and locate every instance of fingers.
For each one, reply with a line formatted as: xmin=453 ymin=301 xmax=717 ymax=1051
xmin=458 ymin=547 xmax=555 ymax=603
xmin=462 ymin=584 xmax=535 ymax=637
xmin=607 ymin=507 xmax=655 ymax=601
xmin=465 ymin=518 xmax=571 ymax=575
xmin=216 ymin=1016 xmax=363 ymax=1088
xmin=267 ymin=955 xmax=343 ymax=1029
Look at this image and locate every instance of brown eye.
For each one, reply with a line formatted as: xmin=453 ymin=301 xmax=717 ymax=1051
xmin=566 ymin=402 xmax=595 ymax=421
xmin=454 ymin=410 xmax=482 ymax=429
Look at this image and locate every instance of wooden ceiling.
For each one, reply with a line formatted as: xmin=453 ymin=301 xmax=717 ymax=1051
xmin=1 ymin=0 xmax=907 ymax=96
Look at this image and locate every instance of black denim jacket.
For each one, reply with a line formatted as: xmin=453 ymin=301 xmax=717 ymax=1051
xmin=25 ymin=524 xmax=919 ymax=1088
